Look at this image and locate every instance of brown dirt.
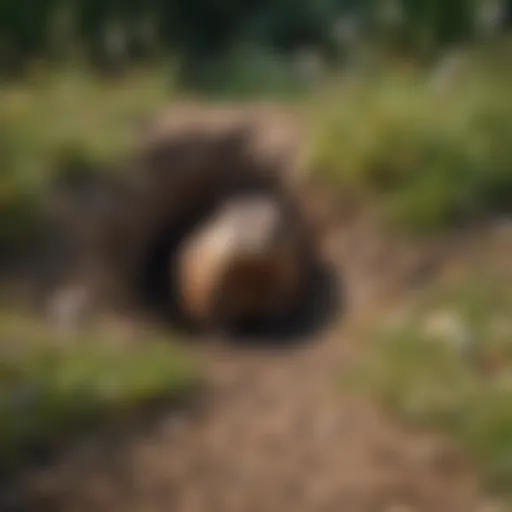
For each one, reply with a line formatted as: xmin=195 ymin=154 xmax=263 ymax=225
xmin=19 ymin=335 xmax=483 ymax=512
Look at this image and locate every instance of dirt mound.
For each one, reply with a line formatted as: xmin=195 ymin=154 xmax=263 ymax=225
xmin=40 ymin=104 xmax=334 ymax=338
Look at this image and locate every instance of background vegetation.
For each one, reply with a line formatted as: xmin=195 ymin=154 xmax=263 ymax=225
xmin=309 ymin=47 xmax=512 ymax=232
xmin=0 ymin=0 xmax=511 ymax=493
xmin=345 ymin=272 xmax=512 ymax=494
xmin=0 ymin=1 xmax=510 ymax=82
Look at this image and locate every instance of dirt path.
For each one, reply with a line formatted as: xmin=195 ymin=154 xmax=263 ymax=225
xmin=20 ymin=325 xmax=483 ymax=512
xmin=17 ymin=225 xmax=491 ymax=512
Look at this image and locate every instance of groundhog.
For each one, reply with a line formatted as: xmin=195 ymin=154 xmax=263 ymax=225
xmin=175 ymin=194 xmax=312 ymax=333
xmin=41 ymin=106 xmax=316 ymax=323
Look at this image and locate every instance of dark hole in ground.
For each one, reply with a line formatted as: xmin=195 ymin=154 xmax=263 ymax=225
xmin=225 ymin=261 xmax=343 ymax=347
xmin=135 ymin=206 xmax=215 ymax=330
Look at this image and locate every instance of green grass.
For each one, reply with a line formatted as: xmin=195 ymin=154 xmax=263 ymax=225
xmin=0 ymin=64 xmax=175 ymax=170
xmin=0 ymin=64 xmax=175 ymax=253
xmin=344 ymin=275 xmax=512 ymax=495
xmin=309 ymin=49 xmax=512 ymax=233
xmin=0 ymin=312 xmax=198 ymax=475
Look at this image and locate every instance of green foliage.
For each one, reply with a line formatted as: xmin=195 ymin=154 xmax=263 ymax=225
xmin=185 ymin=44 xmax=311 ymax=100
xmin=346 ymin=276 xmax=512 ymax=494
xmin=0 ymin=312 xmax=198 ymax=474
xmin=0 ymin=0 xmax=491 ymax=81
xmin=0 ymin=66 xmax=173 ymax=171
xmin=310 ymin=56 xmax=512 ymax=233
xmin=398 ymin=0 xmax=477 ymax=51
xmin=0 ymin=66 xmax=173 ymax=253
xmin=0 ymin=0 xmax=347 ymax=75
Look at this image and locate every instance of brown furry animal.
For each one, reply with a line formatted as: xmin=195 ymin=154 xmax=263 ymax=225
xmin=175 ymin=194 xmax=311 ymax=332
xmin=42 ymin=106 xmax=317 ymax=322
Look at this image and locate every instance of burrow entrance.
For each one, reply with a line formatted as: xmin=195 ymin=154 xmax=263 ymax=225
xmin=41 ymin=112 xmax=342 ymax=343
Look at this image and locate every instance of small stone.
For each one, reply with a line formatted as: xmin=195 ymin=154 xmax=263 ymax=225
xmin=423 ymin=310 xmax=471 ymax=352
xmin=47 ymin=284 xmax=91 ymax=333
xmin=479 ymin=499 xmax=506 ymax=512
xmin=161 ymin=414 xmax=189 ymax=437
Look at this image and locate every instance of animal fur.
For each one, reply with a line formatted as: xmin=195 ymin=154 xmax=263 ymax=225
xmin=175 ymin=194 xmax=311 ymax=332
xmin=43 ymin=106 xmax=318 ymax=322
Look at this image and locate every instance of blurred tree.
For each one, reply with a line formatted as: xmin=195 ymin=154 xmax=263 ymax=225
xmin=504 ymin=0 xmax=512 ymax=26
xmin=398 ymin=0 xmax=477 ymax=54
xmin=0 ymin=0 xmax=504 ymax=79
xmin=0 ymin=0 xmax=59 ymax=71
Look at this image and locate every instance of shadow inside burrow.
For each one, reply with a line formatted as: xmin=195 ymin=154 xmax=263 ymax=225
xmin=225 ymin=260 xmax=343 ymax=348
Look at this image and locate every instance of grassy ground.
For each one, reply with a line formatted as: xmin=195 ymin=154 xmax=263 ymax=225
xmin=308 ymin=47 xmax=512 ymax=233
xmin=0 ymin=65 xmax=193 ymax=480
xmin=344 ymin=271 xmax=512 ymax=498
xmin=0 ymin=311 xmax=198 ymax=477
xmin=0 ymin=64 xmax=175 ymax=252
